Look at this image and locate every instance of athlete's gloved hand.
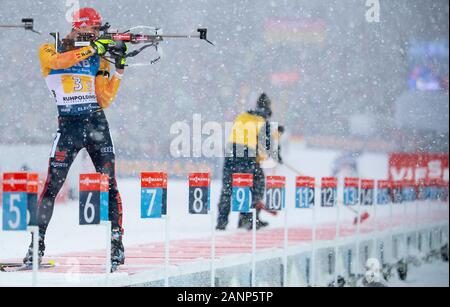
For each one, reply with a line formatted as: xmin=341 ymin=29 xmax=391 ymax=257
xmin=112 ymin=42 xmax=128 ymax=70
xmin=91 ymin=38 xmax=114 ymax=56
xmin=115 ymin=54 xmax=126 ymax=70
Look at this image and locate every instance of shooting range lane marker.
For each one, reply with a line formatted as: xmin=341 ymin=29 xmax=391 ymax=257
xmin=188 ymin=172 xmax=215 ymax=286
xmin=267 ymin=175 xmax=287 ymax=286
xmin=140 ymin=172 xmax=170 ymax=286
xmin=232 ymin=173 xmax=254 ymax=286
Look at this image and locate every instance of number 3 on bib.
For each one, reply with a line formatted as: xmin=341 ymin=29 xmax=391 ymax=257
xmin=232 ymin=174 xmax=253 ymax=213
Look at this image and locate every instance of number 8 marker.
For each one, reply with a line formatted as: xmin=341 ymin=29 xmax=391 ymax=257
xmin=188 ymin=173 xmax=210 ymax=215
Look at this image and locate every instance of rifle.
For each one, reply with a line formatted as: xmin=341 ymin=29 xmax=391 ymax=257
xmin=70 ymin=22 xmax=214 ymax=65
xmin=0 ymin=18 xmax=40 ymax=34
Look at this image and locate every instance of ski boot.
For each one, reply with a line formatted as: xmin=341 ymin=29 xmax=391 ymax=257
xmin=216 ymin=222 xmax=227 ymax=231
xmin=23 ymin=230 xmax=46 ymax=267
xmin=238 ymin=214 xmax=269 ymax=231
xmin=257 ymin=219 xmax=269 ymax=229
xmin=111 ymin=228 xmax=125 ymax=272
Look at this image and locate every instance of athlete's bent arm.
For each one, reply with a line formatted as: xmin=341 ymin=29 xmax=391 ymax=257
xmin=95 ymin=58 xmax=122 ymax=109
xmin=39 ymin=43 xmax=96 ymax=72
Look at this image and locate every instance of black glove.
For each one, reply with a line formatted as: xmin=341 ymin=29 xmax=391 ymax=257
xmin=110 ymin=41 xmax=128 ymax=70
xmin=115 ymin=55 xmax=126 ymax=70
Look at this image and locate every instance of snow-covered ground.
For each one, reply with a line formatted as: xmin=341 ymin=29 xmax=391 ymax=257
xmin=0 ymin=146 xmax=448 ymax=286
xmin=1 ymin=177 xmax=448 ymax=259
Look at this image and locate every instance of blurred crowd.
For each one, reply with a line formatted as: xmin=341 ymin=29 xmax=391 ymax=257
xmin=0 ymin=0 xmax=448 ymax=160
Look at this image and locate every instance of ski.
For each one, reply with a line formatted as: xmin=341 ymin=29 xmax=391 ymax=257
xmin=0 ymin=262 xmax=56 ymax=272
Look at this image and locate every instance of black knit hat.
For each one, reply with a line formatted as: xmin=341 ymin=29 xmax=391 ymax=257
xmin=256 ymin=93 xmax=272 ymax=117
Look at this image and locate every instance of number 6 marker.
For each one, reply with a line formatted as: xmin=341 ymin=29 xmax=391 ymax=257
xmin=79 ymin=174 xmax=109 ymax=225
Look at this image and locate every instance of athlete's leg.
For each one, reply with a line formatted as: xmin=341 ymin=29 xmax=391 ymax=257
xmin=84 ymin=115 xmax=123 ymax=232
xmin=38 ymin=126 xmax=81 ymax=232
xmin=253 ymin=163 xmax=265 ymax=207
xmin=84 ymin=112 xmax=124 ymax=267
xmin=253 ymin=164 xmax=268 ymax=226
xmin=24 ymin=122 xmax=81 ymax=265
xmin=238 ymin=159 xmax=267 ymax=229
xmin=217 ymin=158 xmax=234 ymax=229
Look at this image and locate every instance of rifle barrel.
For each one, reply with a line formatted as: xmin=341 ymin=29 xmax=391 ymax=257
xmin=0 ymin=25 xmax=25 ymax=28
xmin=159 ymin=34 xmax=201 ymax=39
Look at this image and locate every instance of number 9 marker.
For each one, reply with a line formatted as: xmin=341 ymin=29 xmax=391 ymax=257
xmin=232 ymin=174 xmax=253 ymax=213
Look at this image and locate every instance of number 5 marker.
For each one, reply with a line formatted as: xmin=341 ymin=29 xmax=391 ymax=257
xmin=2 ymin=173 xmax=28 ymax=231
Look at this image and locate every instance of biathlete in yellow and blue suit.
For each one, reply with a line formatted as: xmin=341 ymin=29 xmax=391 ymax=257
xmin=23 ymin=7 xmax=127 ymax=271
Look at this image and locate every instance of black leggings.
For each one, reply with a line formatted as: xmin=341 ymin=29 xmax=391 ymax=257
xmin=38 ymin=111 xmax=123 ymax=233
xmin=217 ymin=157 xmax=265 ymax=227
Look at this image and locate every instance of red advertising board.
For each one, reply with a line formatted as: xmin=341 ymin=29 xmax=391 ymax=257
xmin=388 ymin=153 xmax=449 ymax=185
